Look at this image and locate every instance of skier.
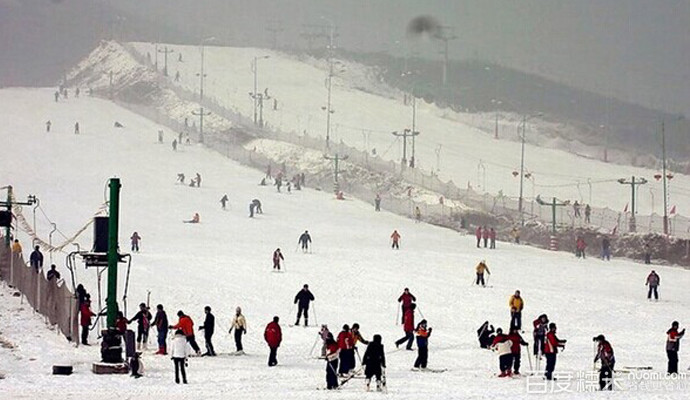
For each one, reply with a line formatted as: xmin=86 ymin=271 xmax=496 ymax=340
xmin=46 ymin=120 xmax=51 ymax=132
xmin=183 ymin=213 xmax=200 ymax=223
xmin=397 ymin=288 xmax=417 ymax=324
xmin=273 ymin=248 xmax=284 ymax=270
xmin=584 ymin=204 xmax=591 ymax=223
xmin=129 ymin=351 xmax=143 ymax=378
xmin=220 ymin=194 xmax=229 ymax=210
xmin=351 ymin=323 xmax=369 ymax=368
xmin=414 ymin=206 xmax=421 ymax=223
xmin=507 ymin=327 xmax=528 ymax=375
xmin=294 ymin=284 xmax=315 ymax=326
xmin=482 ymin=226 xmax=489 ymax=248
xmin=601 ymin=236 xmax=611 ymax=260
xmin=491 ymin=328 xmax=513 ymax=377
xmin=152 ymin=304 xmax=168 ymax=355
xmin=489 ymin=228 xmax=497 ymax=249
xmin=177 ymin=173 xmax=185 ymax=184
xmin=413 ymin=319 xmax=432 ymax=370
xmin=543 ymin=322 xmax=566 ymax=380
xmin=532 ymin=314 xmax=549 ymax=357
xmin=170 ymin=329 xmax=191 ymax=384
xmin=75 ymin=87 xmax=80 ymax=98
xmin=54 ymin=90 xmax=59 ymax=102
xmin=666 ymin=321 xmax=685 ymax=375
xmin=395 ymin=303 xmax=416 ymax=350
xmin=475 ymin=226 xmax=482 ymax=248
xmin=576 ymin=235 xmax=587 ymax=258
xmin=275 ymin=177 xmax=282 ymax=192
xmin=195 ymin=173 xmax=201 ymax=187
xmin=249 ymin=201 xmax=256 ymax=218
xmin=646 ymin=270 xmax=660 ymax=300
xmin=264 ymin=316 xmax=282 ymax=366
xmin=390 ymin=230 xmax=401 ymax=249
xmin=228 ymin=306 xmax=247 ymax=354
xmin=374 ymin=194 xmax=381 ymax=211
xmin=319 ymin=325 xmax=331 ymax=358
xmin=324 ymin=333 xmax=339 ymax=390
xmin=593 ymin=334 xmax=615 ymax=390
xmin=79 ymin=297 xmax=95 ymax=345
xmin=130 ymin=231 xmax=141 ymax=252
xmin=298 ymin=230 xmax=312 ymax=253
xmin=362 ymin=334 xmax=386 ymax=391
xmin=29 ymin=245 xmax=43 ymax=272
xmin=128 ymin=302 xmax=152 ymax=350
xmin=198 ymin=306 xmax=216 ymax=356
xmin=337 ymin=325 xmax=356 ymax=376
xmin=252 ymin=199 xmax=262 ymax=213
xmin=477 ymin=321 xmax=495 ymax=349
xmin=475 ymin=260 xmax=490 ymax=287
xmin=74 ymin=122 xmax=79 ymax=134
xmin=46 ymin=264 xmax=61 ymax=281
xmin=170 ymin=310 xmax=201 ymax=355
xmin=509 ymin=290 xmax=524 ymax=330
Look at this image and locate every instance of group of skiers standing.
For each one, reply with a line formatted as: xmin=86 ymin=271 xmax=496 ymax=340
xmin=475 ymin=226 xmax=497 ymax=249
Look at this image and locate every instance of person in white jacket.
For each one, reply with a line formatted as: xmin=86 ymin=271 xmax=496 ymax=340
xmin=490 ymin=328 xmax=514 ymax=377
xmin=171 ymin=329 xmax=191 ymax=384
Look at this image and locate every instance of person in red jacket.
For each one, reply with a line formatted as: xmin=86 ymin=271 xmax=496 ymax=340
xmin=272 ymin=248 xmax=284 ymax=270
xmin=391 ymin=230 xmax=401 ymax=250
xmin=170 ymin=310 xmax=201 ymax=355
xmin=507 ymin=327 xmax=529 ymax=375
xmin=491 ymin=328 xmax=512 ymax=377
xmin=79 ymin=298 xmax=95 ymax=345
xmin=489 ymin=228 xmax=497 ymax=249
xmin=337 ymin=324 xmax=355 ymax=376
xmin=397 ymin=288 xmax=416 ymax=324
xmin=576 ymin=236 xmax=587 ymax=258
xmin=593 ymin=334 xmax=615 ymax=390
xmin=264 ymin=316 xmax=282 ymax=366
xmin=325 ymin=333 xmax=340 ymax=389
xmin=475 ymin=226 xmax=482 ymax=248
xmin=543 ymin=323 xmax=566 ymax=380
xmin=482 ymin=226 xmax=490 ymax=248
xmin=666 ymin=321 xmax=686 ymax=375
xmin=395 ymin=303 xmax=416 ymax=350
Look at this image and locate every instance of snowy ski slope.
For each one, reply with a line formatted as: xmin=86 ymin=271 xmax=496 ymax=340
xmin=1 ymin=88 xmax=689 ymax=399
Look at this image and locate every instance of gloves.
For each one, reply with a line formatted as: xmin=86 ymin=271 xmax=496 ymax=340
xmin=228 ymin=329 xmax=232 ymax=334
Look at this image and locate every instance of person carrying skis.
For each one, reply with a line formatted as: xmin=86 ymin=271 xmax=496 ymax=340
xmin=491 ymin=328 xmax=513 ymax=377
xmin=228 ymin=306 xmax=247 ymax=354
xmin=666 ymin=321 xmax=685 ymax=375
xmin=294 ymin=284 xmax=315 ymax=326
xmin=601 ymin=236 xmax=611 ymax=260
xmin=508 ymin=327 xmax=529 ymax=375
xmin=264 ymin=316 xmax=282 ymax=366
xmin=220 ymin=194 xmax=229 ymax=210
xmin=152 ymin=304 xmax=168 ymax=355
xmin=397 ymin=288 xmax=416 ymax=324
xmin=298 ymin=230 xmax=312 ymax=252
xmin=170 ymin=329 xmax=191 ymax=384
xmin=390 ymin=230 xmax=401 ymax=249
xmin=273 ymin=248 xmax=284 ymax=270
xmin=475 ymin=226 xmax=482 ymax=248
xmin=319 ymin=325 xmax=331 ymax=358
xmin=482 ymin=226 xmax=490 ymax=248
xmin=413 ymin=320 xmax=432 ymax=370
xmin=532 ymin=314 xmax=549 ymax=357
xmin=130 ymin=231 xmax=142 ymax=252
xmin=337 ymin=325 xmax=356 ymax=376
xmin=477 ymin=321 xmax=495 ymax=349
xmin=489 ymin=228 xmax=497 ymax=249
xmin=543 ymin=322 xmax=566 ymax=380
xmin=509 ymin=290 xmax=524 ymax=330
xmin=362 ymin=334 xmax=386 ymax=391
xmin=646 ymin=270 xmax=660 ymax=301
xmin=198 ymin=306 xmax=216 ymax=356
xmin=593 ymin=334 xmax=615 ymax=390
xmin=475 ymin=260 xmax=490 ymax=286
xmin=325 ymin=332 xmax=340 ymax=390
xmin=395 ymin=303 xmax=416 ymax=350
xmin=170 ymin=310 xmax=201 ymax=356
xmin=128 ymin=302 xmax=152 ymax=350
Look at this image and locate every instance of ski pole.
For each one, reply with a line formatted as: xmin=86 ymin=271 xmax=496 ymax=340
xmin=395 ymin=305 xmax=400 ymax=325
xmin=355 ymin=347 xmax=363 ymax=366
xmin=486 ymin=274 xmax=490 ymax=287
xmin=417 ymin=306 xmax=425 ymax=320
xmin=309 ymin=333 xmax=320 ymax=357
xmin=524 ymin=344 xmax=533 ymax=372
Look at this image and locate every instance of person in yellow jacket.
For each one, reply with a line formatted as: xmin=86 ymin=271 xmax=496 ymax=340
xmin=475 ymin=260 xmax=490 ymax=287
xmin=509 ymin=290 xmax=524 ymax=330
xmin=11 ymin=239 xmax=23 ymax=254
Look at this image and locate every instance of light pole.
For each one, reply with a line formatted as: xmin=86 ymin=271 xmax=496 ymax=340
xmin=661 ymin=121 xmax=669 ymax=235
xmin=518 ymin=113 xmax=542 ymax=225
xmin=322 ymin=17 xmax=336 ymax=149
xmin=194 ymin=37 xmax=215 ymax=143
xmin=158 ymin=46 xmax=174 ymax=76
xmin=250 ymin=55 xmax=270 ymax=127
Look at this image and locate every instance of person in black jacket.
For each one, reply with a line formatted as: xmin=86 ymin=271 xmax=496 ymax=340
xmin=30 ymin=245 xmax=44 ymax=272
xmin=362 ymin=334 xmax=386 ymax=392
xmin=298 ymin=230 xmax=312 ymax=252
xmin=128 ymin=303 xmax=152 ymax=350
xmin=477 ymin=321 xmax=495 ymax=349
xmin=294 ymin=284 xmax=315 ymax=326
xmin=199 ymin=306 xmax=216 ymax=356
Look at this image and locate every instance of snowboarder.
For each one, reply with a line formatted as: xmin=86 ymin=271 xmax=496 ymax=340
xmin=576 ymin=236 xmax=587 ymax=258
xmin=646 ymin=270 xmax=660 ymax=300
xmin=294 ymin=284 xmax=315 ymax=326
xmin=264 ymin=316 xmax=282 ymax=366
xmin=337 ymin=325 xmax=356 ymax=376
xmin=475 ymin=226 xmax=482 ymax=248
xmin=397 ymin=288 xmax=416 ymax=324
xmin=170 ymin=310 xmax=201 ymax=355
xmin=509 ymin=290 xmax=524 ymax=330
xmin=152 ymin=304 xmax=168 ymax=355
xmin=414 ymin=206 xmax=421 ymax=223
xmin=395 ymin=303 xmax=416 ymax=350
xmin=362 ymin=334 xmax=386 ymax=391
xmin=543 ymin=323 xmax=566 ymax=380
xmin=29 ymin=245 xmax=43 ymax=272
xmin=489 ymin=228 xmax=497 ymax=249
xmin=482 ymin=226 xmax=489 ymax=248
xmin=374 ymin=194 xmax=381 ymax=211
xmin=390 ymin=230 xmax=401 ymax=249
xmin=475 ymin=260 xmax=490 ymax=286
xmin=273 ymin=248 xmax=284 ymax=270
xmin=413 ymin=320 xmax=432 ymax=369
xmin=324 ymin=333 xmax=339 ymax=390
xmin=45 ymin=120 xmax=51 ymax=132
xmin=601 ymin=236 xmax=611 ymax=260
xmin=177 ymin=173 xmax=185 ymax=184
xmin=666 ymin=321 xmax=685 ymax=375
xmin=74 ymin=122 xmax=79 ymax=134
xmin=252 ymin=199 xmax=262 ymax=213
xmin=130 ymin=231 xmax=141 ymax=252
xmin=507 ymin=327 xmax=528 ymax=375
xmin=584 ymin=204 xmax=591 ymax=223
xmin=477 ymin=321 xmax=495 ymax=349
xmin=220 ymin=194 xmax=229 ymax=210
xmin=593 ymin=334 xmax=615 ymax=390
xmin=228 ymin=306 xmax=247 ymax=354
xmin=129 ymin=352 xmax=143 ymax=378
xmin=128 ymin=302 xmax=152 ymax=350
xmin=183 ymin=213 xmax=200 ymax=223
xmin=170 ymin=329 xmax=191 ymax=384
xmin=79 ymin=298 xmax=95 ymax=345
xmin=319 ymin=325 xmax=331 ymax=358
xmin=491 ymin=328 xmax=513 ymax=377
xmin=532 ymin=314 xmax=549 ymax=357
xmin=198 ymin=306 xmax=216 ymax=356
xmin=298 ymin=230 xmax=312 ymax=253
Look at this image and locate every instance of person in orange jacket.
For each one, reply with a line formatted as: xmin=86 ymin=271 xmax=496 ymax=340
xmin=391 ymin=230 xmax=401 ymax=249
xmin=509 ymin=290 xmax=524 ymax=330
xmin=170 ymin=310 xmax=201 ymax=355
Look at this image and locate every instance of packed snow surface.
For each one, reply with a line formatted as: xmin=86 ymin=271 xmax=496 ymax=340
xmin=1 ymin=88 xmax=689 ymax=399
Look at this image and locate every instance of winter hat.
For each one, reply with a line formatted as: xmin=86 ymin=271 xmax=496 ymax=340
xmin=549 ymin=323 xmax=557 ymax=330
xmin=236 ymin=306 xmax=242 ymax=313
xmin=595 ymin=334 xmax=605 ymax=341
xmin=496 ymin=328 xmax=503 ymax=334
xmin=157 ymin=304 xmax=163 ymax=310
xmin=273 ymin=316 xmax=279 ymax=323
xmin=139 ymin=302 xmax=146 ymax=308
xmin=420 ymin=319 xmax=427 ymax=325
xmin=177 ymin=310 xmax=184 ymax=317
xmin=373 ymin=334 xmax=382 ymax=343
xmin=672 ymin=321 xmax=679 ymax=327
xmin=205 ymin=306 xmax=211 ymax=312
xmin=352 ymin=323 xmax=360 ymax=330
xmin=343 ymin=324 xmax=350 ymax=331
